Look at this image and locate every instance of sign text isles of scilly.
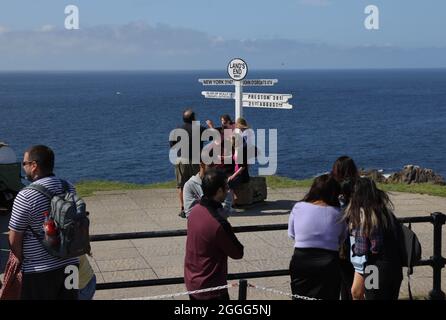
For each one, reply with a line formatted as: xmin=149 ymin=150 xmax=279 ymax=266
xmin=199 ymin=58 xmax=293 ymax=119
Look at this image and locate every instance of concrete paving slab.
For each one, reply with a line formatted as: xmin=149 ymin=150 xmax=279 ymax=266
xmin=94 ymin=284 xmax=186 ymax=300
xmin=153 ymin=266 xmax=184 ymax=279
xmin=96 ymin=257 xmax=150 ymax=272
xmin=145 ymin=255 xmax=184 ymax=268
xmin=101 ymin=269 xmax=158 ymax=283
xmin=90 ymin=239 xmax=134 ymax=250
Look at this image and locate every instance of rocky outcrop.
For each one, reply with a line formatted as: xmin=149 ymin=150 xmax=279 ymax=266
xmin=359 ymin=165 xmax=445 ymax=185
xmin=387 ymin=165 xmax=445 ymax=185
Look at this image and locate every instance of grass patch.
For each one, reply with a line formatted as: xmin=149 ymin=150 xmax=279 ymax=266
xmin=75 ymin=176 xmax=313 ymax=197
xmin=74 ymin=176 xmax=446 ymax=198
xmin=378 ymin=182 xmax=446 ymax=198
xmin=75 ymin=180 xmax=176 ymax=197
xmin=264 ymin=175 xmax=313 ymax=189
xmin=266 ymin=176 xmax=446 ymax=198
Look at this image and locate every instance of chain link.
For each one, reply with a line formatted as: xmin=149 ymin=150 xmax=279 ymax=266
xmin=247 ymin=283 xmax=320 ymax=300
xmin=120 ymin=283 xmax=237 ymax=300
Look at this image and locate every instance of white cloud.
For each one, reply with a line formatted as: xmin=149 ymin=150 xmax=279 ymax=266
xmin=40 ymin=25 xmax=56 ymax=32
xmin=0 ymin=21 xmax=444 ymax=70
xmin=0 ymin=25 xmax=9 ymax=34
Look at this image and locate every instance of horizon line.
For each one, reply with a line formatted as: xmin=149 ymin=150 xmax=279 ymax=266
xmin=1 ymin=67 xmax=446 ymax=73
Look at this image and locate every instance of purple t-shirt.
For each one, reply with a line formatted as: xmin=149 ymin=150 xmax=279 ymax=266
xmin=288 ymin=202 xmax=346 ymax=251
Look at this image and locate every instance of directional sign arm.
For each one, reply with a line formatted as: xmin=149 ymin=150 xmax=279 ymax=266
xmin=242 ymin=100 xmax=293 ymax=109
xmin=201 ymin=91 xmax=234 ymax=99
xmin=243 ymin=92 xmax=292 ymax=103
xmin=241 ymin=79 xmax=278 ymax=86
xmin=199 ymin=79 xmax=234 ymax=85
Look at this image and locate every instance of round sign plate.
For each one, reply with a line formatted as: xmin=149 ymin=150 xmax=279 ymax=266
xmin=227 ymin=58 xmax=248 ymax=81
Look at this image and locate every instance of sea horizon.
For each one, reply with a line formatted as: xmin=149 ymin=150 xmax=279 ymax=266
xmin=1 ymin=67 xmax=446 ymax=73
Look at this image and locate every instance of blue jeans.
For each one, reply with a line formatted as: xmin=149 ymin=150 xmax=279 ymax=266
xmin=79 ymin=274 xmax=97 ymax=300
xmin=222 ymin=190 xmax=233 ymax=209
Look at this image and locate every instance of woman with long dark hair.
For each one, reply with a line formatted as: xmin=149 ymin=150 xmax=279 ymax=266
xmin=332 ymin=155 xmax=359 ymax=207
xmin=331 ymin=156 xmax=359 ymax=300
xmin=344 ymin=177 xmax=403 ymax=300
xmin=288 ymin=174 xmax=346 ymax=300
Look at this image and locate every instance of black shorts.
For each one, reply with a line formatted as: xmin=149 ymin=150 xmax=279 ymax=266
xmin=22 ymin=265 xmax=79 ymax=300
xmin=175 ymin=162 xmax=200 ymax=188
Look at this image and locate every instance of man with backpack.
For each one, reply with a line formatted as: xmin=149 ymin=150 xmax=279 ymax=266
xmin=8 ymin=145 xmax=85 ymax=300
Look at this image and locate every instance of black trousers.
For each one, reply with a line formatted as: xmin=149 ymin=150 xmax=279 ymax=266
xmin=339 ymin=258 xmax=354 ymax=300
xmin=290 ymin=248 xmax=341 ymax=300
xmin=22 ymin=266 xmax=79 ymax=300
xmin=365 ymin=260 xmax=403 ymax=300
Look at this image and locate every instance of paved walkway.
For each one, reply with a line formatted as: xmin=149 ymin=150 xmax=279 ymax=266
xmin=1 ymin=187 xmax=445 ymax=300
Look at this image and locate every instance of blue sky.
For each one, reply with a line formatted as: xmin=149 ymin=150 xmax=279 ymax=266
xmin=0 ymin=0 xmax=445 ymax=70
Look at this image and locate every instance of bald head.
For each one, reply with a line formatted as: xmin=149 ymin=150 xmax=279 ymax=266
xmin=183 ymin=108 xmax=196 ymax=123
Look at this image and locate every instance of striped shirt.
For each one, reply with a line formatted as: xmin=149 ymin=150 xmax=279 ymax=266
xmin=9 ymin=176 xmax=79 ymax=274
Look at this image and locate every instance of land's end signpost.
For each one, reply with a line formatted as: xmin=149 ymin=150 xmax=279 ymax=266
xmin=199 ymin=58 xmax=293 ymax=120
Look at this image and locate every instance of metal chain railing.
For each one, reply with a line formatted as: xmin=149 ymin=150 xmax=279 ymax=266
xmin=119 ymin=280 xmax=320 ymax=300
xmin=94 ymin=212 xmax=445 ymax=300
xmin=121 ymin=283 xmax=236 ymax=300
xmin=247 ymin=283 xmax=320 ymax=300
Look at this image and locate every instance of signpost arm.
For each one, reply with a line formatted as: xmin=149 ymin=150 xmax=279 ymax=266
xmin=235 ymin=80 xmax=243 ymax=120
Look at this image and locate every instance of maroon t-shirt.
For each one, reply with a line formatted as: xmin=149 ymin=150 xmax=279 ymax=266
xmin=184 ymin=203 xmax=244 ymax=299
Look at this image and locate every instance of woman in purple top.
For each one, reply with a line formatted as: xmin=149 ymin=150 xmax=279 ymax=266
xmin=288 ymin=174 xmax=346 ymax=300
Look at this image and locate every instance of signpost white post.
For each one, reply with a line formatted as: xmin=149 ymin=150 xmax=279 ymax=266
xmin=234 ymin=81 xmax=243 ymax=120
xmin=199 ymin=59 xmax=293 ymax=119
xmin=227 ymin=58 xmax=248 ymax=120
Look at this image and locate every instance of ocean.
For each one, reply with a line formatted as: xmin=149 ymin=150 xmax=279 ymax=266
xmin=1 ymin=69 xmax=445 ymax=184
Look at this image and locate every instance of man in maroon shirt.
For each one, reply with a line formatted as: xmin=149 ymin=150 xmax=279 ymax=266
xmin=184 ymin=168 xmax=244 ymax=300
